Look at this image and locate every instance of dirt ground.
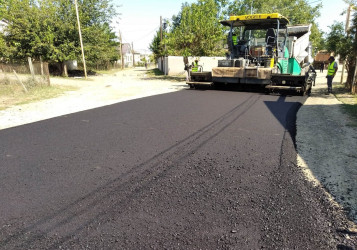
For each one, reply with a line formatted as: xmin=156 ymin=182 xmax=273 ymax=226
xmin=0 ymin=66 xmax=356 ymax=227
xmin=297 ymin=68 xmax=357 ymax=224
xmin=0 ymin=68 xmax=186 ymax=130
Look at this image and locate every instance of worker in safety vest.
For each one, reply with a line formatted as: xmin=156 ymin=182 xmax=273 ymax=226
xmin=232 ymin=34 xmax=238 ymax=45
xmin=191 ymin=59 xmax=199 ymax=72
xmin=326 ymin=56 xmax=338 ymax=94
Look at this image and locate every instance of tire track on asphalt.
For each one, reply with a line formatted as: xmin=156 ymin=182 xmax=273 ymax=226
xmin=1 ymin=93 xmax=261 ymax=249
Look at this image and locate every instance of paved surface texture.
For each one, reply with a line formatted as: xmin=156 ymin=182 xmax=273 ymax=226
xmin=297 ymin=71 xmax=357 ymax=225
xmin=1 ymin=88 xmax=356 ymax=249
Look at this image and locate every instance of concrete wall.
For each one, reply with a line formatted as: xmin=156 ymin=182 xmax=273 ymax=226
xmin=161 ymin=56 xmax=226 ymax=76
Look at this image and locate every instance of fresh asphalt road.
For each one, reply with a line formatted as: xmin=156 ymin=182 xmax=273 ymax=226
xmin=0 ymin=89 xmax=352 ymax=249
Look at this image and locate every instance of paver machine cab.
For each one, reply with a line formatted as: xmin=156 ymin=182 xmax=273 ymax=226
xmin=187 ymin=13 xmax=316 ymax=95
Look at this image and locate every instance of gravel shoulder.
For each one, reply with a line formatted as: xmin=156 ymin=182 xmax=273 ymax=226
xmin=297 ymin=69 xmax=357 ymax=225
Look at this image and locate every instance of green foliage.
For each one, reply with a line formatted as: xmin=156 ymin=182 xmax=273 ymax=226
xmin=325 ymin=22 xmax=349 ymax=57
xmin=310 ymin=23 xmax=325 ymax=52
xmin=153 ymin=0 xmax=323 ymax=58
xmin=165 ymin=0 xmax=226 ymax=57
xmin=0 ymin=0 xmax=5 ymax=18
xmin=325 ymin=17 xmax=357 ymax=91
xmin=149 ymin=30 xmax=164 ymax=62
xmin=1 ymin=0 xmax=119 ymax=69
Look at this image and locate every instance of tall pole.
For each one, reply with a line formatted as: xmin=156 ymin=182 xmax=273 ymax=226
xmin=74 ymin=0 xmax=87 ymax=79
xmin=349 ymin=5 xmax=357 ymax=94
xmin=341 ymin=5 xmax=352 ymax=85
xmin=160 ymin=16 xmax=163 ymax=71
xmin=119 ymin=30 xmax=124 ymax=69
xmin=132 ymin=42 xmax=135 ymax=67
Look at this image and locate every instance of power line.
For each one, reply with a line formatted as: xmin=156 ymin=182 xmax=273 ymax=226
xmin=143 ymin=25 xmax=160 ymax=37
xmin=119 ymin=25 xmax=160 ymax=45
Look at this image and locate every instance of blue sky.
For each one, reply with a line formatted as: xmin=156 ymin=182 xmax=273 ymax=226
xmin=112 ymin=0 xmax=349 ymax=52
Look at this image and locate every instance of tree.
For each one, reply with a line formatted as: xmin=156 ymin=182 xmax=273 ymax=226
xmin=155 ymin=0 xmax=323 ymax=58
xmin=149 ymin=30 xmax=164 ymax=62
xmin=325 ymin=22 xmax=346 ymax=55
xmin=325 ymin=19 xmax=357 ymax=92
xmin=165 ymin=0 xmax=226 ymax=57
xmin=1 ymin=0 xmax=119 ymax=71
xmin=0 ymin=0 xmax=7 ymax=59
xmin=84 ymin=23 xmax=119 ymax=69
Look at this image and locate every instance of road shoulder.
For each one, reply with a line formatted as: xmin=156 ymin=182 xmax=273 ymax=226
xmin=0 ymin=68 xmax=186 ymax=130
xmin=296 ymin=70 xmax=357 ymax=227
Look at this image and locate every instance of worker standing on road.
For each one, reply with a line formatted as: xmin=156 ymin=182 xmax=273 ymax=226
xmin=326 ymin=56 xmax=338 ymax=94
xmin=184 ymin=57 xmax=190 ymax=81
xmin=320 ymin=63 xmax=324 ymax=73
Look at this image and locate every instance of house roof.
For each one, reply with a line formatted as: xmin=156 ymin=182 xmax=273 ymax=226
xmin=314 ymin=51 xmax=332 ymax=62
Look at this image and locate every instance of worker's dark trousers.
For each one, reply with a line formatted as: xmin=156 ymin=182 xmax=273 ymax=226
xmin=327 ymin=75 xmax=334 ymax=93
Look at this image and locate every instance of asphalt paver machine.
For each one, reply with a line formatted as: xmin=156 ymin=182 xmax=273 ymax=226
xmin=187 ymin=13 xmax=316 ymax=95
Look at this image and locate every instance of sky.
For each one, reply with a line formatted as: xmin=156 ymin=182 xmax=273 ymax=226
xmin=112 ymin=0 xmax=350 ymax=52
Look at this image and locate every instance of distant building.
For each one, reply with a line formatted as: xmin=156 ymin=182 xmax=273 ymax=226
xmin=120 ymin=43 xmax=150 ymax=67
xmin=121 ymin=43 xmax=133 ymax=67
xmin=313 ymin=50 xmax=334 ymax=69
xmin=121 ymin=43 xmax=139 ymax=67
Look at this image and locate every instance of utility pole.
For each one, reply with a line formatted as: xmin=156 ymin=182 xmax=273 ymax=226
xmin=348 ymin=5 xmax=357 ymax=93
xmin=119 ymin=30 xmax=124 ymax=69
xmin=132 ymin=42 xmax=135 ymax=67
xmin=350 ymin=5 xmax=357 ymax=94
xmin=74 ymin=0 xmax=87 ymax=79
xmin=341 ymin=5 xmax=352 ymax=85
xmin=160 ymin=16 xmax=163 ymax=71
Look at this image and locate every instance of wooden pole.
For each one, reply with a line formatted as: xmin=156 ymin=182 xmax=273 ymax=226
xmin=341 ymin=5 xmax=352 ymax=86
xmin=27 ymin=57 xmax=35 ymax=80
xmin=119 ymin=30 xmax=124 ymax=69
xmin=352 ymin=57 xmax=357 ymax=94
xmin=74 ymin=0 xmax=87 ymax=79
xmin=132 ymin=42 xmax=135 ymax=67
xmin=160 ymin=16 xmax=163 ymax=71
xmin=40 ymin=56 xmax=44 ymax=75
xmin=63 ymin=64 xmax=68 ymax=77
xmin=13 ymin=70 xmax=28 ymax=93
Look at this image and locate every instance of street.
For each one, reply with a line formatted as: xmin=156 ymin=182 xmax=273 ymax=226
xmin=0 ymin=88 xmax=355 ymax=249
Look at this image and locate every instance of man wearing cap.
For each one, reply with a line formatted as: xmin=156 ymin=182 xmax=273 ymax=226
xmin=326 ymin=56 xmax=338 ymax=94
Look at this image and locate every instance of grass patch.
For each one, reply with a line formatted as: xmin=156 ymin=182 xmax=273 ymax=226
xmin=0 ymin=83 xmax=78 ymax=110
xmin=146 ymin=68 xmax=186 ymax=82
xmin=342 ymin=104 xmax=357 ymax=127
xmin=147 ymin=68 xmax=165 ymax=76
xmin=334 ymin=84 xmax=357 ymax=127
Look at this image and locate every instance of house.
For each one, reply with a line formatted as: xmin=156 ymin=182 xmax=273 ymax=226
xmin=121 ymin=43 xmax=147 ymax=67
xmin=138 ymin=49 xmax=151 ymax=64
xmin=313 ymin=50 xmax=333 ymax=69
xmin=121 ymin=43 xmax=133 ymax=67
